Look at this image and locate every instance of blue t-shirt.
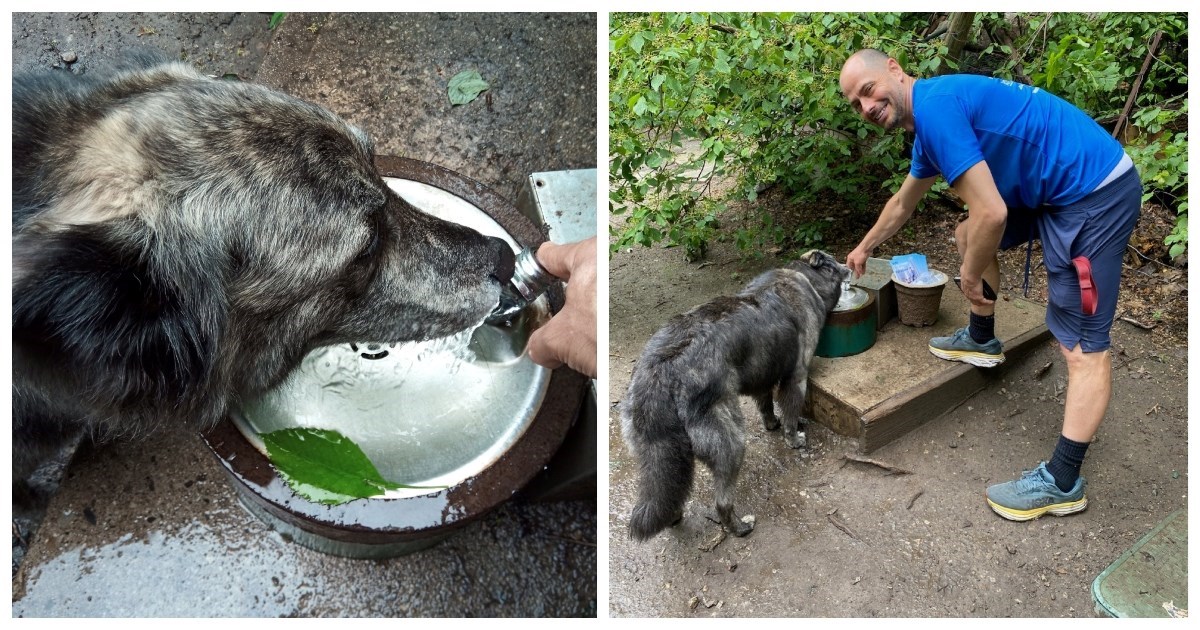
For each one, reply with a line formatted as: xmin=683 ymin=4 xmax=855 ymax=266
xmin=910 ymin=74 xmax=1124 ymax=209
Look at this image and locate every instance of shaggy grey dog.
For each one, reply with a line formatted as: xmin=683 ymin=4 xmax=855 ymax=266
xmin=621 ymin=250 xmax=850 ymax=540
xmin=12 ymin=50 xmax=514 ymax=500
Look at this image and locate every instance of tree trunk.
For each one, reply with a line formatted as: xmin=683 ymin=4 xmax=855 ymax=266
xmin=937 ymin=12 xmax=976 ymax=75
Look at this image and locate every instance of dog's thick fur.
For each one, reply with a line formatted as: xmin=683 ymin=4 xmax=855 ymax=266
xmin=12 ymin=51 xmax=515 ymax=496
xmin=620 ymin=250 xmax=850 ymax=541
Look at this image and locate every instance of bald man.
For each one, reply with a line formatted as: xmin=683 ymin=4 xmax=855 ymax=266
xmin=839 ymin=49 xmax=1141 ymax=522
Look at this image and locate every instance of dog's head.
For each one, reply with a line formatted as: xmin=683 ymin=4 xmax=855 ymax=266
xmin=789 ymin=249 xmax=852 ymax=312
xmin=12 ymin=57 xmax=515 ymax=423
xmin=792 ymin=249 xmax=852 ymax=281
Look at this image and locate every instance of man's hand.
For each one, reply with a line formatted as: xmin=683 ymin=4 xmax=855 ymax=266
xmin=951 ymin=161 xmax=1007 ymax=304
xmin=845 ymin=175 xmax=936 ymax=279
xmin=846 ymin=245 xmax=872 ymax=278
xmin=957 ymin=270 xmax=995 ymax=309
xmin=526 ymin=237 xmax=597 ymax=378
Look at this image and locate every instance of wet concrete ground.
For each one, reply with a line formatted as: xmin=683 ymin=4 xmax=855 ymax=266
xmin=11 ymin=12 xmax=597 ymax=617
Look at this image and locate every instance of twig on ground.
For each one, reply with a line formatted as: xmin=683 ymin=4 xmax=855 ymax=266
xmin=1114 ymin=353 xmax=1146 ymax=371
xmin=1126 ymin=243 xmax=1180 ymax=270
xmin=1034 ymin=362 xmax=1053 ymax=379
xmin=826 ymin=508 xmax=861 ymax=541
xmin=844 ymin=453 xmax=912 ymax=475
xmin=1119 ymin=316 xmax=1157 ymax=331
xmin=906 ymin=490 xmax=924 ymax=510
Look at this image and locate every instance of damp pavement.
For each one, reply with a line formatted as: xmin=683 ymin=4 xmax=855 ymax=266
xmin=11 ymin=12 xmax=597 ymax=617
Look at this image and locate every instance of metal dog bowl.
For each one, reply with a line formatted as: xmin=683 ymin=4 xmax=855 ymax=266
xmin=815 ymin=286 xmax=877 ymax=358
xmin=201 ymin=157 xmax=588 ymax=558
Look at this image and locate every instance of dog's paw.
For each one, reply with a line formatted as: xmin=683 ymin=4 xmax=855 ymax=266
xmin=788 ymin=431 xmax=807 ymax=449
xmin=731 ymin=514 xmax=755 ymax=537
xmin=762 ymin=415 xmax=780 ymax=431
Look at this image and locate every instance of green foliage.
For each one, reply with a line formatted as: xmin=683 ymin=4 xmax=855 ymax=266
xmin=1164 ymin=213 xmax=1187 ymax=260
xmin=610 ymin=12 xmax=1189 ymax=260
xmin=985 ymin=13 xmax=1188 ymax=256
xmin=609 ymin=12 xmax=937 ymax=258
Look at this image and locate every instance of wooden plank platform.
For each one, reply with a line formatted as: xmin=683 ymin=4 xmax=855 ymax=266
xmin=807 ymin=271 xmax=1051 ymax=452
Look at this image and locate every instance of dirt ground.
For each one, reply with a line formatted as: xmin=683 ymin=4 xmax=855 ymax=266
xmin=606 ymin=188 xmax=1189 ymax=617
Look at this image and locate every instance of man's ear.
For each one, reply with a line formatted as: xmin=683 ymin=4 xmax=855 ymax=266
xmin=13 ymin=222 xmax=227 ymax=413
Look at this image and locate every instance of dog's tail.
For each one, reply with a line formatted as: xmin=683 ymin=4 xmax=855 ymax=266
xmin=623 ymin=386 xmax=694 ymax=542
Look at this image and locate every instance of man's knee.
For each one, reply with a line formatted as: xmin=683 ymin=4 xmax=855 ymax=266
xmin=1060 ymin=344 xmax=1110 ymax=370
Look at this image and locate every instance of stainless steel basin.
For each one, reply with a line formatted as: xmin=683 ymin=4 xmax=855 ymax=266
xmin=201 ymin=158 xmax=589 ymax=558
xmin=231 ymin=177 xmax=552 ymax=499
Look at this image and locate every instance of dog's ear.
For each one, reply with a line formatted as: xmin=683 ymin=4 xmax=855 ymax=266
xmin=297 ymin=123 xmax=388 ymax=212
xmin=798 ymin=249 xmax=819 ymax=266
xmin=342 ymin=170 xmax=389 ymax=210
xmin=13 ymin=222 xmax=226 ymax=416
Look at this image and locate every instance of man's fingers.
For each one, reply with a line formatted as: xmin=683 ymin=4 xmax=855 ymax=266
xmin=535 ymin=237 xmax=596 ymax=281
xmin=526 ymin=325 xmax=566 ymax=371
xmin=526 ymin=309 xmax=597 ymax=377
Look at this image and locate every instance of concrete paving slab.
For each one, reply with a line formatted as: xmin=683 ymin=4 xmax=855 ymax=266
xmin=809 ymin=279 xmax=1051 ymax=452
xmin=1091 ymin=508 xmax=1188 ymax=617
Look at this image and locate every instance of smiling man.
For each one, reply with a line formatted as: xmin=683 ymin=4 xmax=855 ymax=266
xmin=838 ymin=49 xmax=1142 ymax=521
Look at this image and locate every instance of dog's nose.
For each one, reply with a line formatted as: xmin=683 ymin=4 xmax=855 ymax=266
xmin=489 ymin=236 xmax=516 ymax=285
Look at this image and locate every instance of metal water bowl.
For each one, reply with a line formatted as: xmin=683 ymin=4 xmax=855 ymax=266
xmin=200 ymin=158 xmax=588 ymax=558
xmin=815 ymin=286 xmax=878 ymax=358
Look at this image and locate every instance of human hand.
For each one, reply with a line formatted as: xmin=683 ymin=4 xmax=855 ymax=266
xmin=957 ymin=268 xmax=995 ymax=309
xmin=846 ymin=246 xmax=871 ymax=278
xmin=526 ymin=237 xmax=597 ymax=378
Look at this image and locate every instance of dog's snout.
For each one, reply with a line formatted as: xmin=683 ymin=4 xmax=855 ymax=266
xmin=489 ymin=237 xmax=516 ymax=285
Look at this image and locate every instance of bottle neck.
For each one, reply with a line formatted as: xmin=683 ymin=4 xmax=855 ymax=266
xmin=510 ymin=247 xmax=555 ymax=301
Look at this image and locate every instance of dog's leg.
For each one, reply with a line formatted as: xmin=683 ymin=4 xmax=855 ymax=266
xmin=777 ymin=376 xmax=809 ymax=449
xmin=12 ymin=413 xmax=83 ymax=509
xmin=755 ymin=392 xmax=779 ymax=431
xmin=690 ymin=400 xmax=754 ymax=537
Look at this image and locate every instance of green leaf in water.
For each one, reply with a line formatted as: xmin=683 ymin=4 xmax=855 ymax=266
xmin=447 ymin=69 xmax=489 ymax=106
xmin=260 ymin=428 xmax=438 ymax=505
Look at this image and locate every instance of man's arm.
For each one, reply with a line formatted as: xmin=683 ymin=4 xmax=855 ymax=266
xmin=951 ymin=160 xmax=1007 ymax=307
xmin=846 ymin=174 xmax=938 ymax=277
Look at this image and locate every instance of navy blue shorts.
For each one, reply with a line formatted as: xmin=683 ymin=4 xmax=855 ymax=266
xmin=999 ymin=168 xmax=1142 ymax=352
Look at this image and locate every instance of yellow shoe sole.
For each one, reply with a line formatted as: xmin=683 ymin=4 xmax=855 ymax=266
xmin=928 ymin=346 xmax=1006 ymax=368
xmin=986 ymin=495 xmax=1088 ymax=521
